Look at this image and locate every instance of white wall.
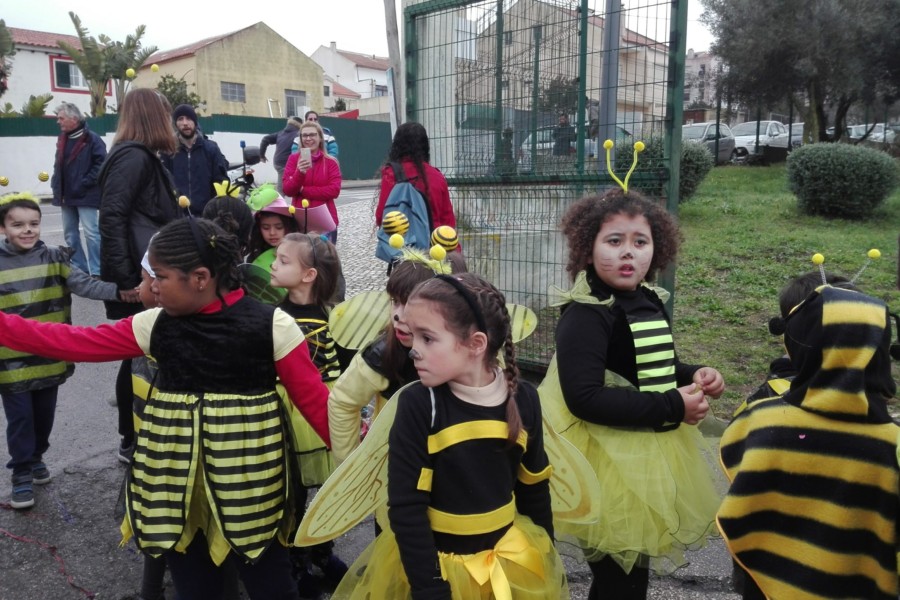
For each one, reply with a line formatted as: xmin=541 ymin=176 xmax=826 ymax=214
xmin=5 ymin=46 xmax=112 ymax=116
xmin=0 ymin=130 xmax=282 ymax=197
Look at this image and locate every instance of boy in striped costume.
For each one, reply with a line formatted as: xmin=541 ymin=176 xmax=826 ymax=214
xmin=719 ymin=283 xmax=900 ymax=600
xmin=0 ymin=192 xmax=134 ymax=509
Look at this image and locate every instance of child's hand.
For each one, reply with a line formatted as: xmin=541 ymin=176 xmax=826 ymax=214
xmin=693 ymin=367 xmax=725 ymax=399
xmin=118 ymin=288 xmax=141 ymax=303
xmin=679 ymin=384 xmax=709 ymax=425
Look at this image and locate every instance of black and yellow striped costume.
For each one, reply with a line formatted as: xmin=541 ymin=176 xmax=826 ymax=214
xmin=277 ymin=300 xmax=339 ymax=487
xmin=333 ymin=380 xmax=567 ymax=598
xmin=0 ymin=241 xmax=117 ymax=392
xmin=719 ymin=285 xmax=900 ymax=600
xmin=122 ymin=299 xmax=296 ymax=565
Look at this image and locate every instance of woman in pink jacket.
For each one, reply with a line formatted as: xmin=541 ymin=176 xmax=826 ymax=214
xmin=283 ymin=121 xmax=342 ymax=242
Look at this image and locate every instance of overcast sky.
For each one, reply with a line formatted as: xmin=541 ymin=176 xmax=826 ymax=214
xmin=3 ymin=0 xmax=714 ymax=59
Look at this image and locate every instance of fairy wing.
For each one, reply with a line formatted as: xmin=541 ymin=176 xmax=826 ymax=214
xmin=239 ymin=262 xmax=286 ymax=305
xmin=544 ymin=414 xmax=601 ymax=525
xmin=508 ymin=304 xmax=538 ymax=343
xmin=294 ymin=390 xmax=400 ymax=546
xmin=329 ymin=290 xmax=391 ymax=350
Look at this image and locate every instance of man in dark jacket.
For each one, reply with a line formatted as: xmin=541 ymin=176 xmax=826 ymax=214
xmin=260 ymin=116 xmax=303 ymax=192
xmin=162 ymin=104 xmax=228 ymax=216
xmin=50 ymin=102 xmax=107 ymax=276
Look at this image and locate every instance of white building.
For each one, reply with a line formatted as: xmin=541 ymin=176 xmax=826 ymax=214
xmin=684 ymin=48 xmax=721 ymax=108
xmin=5 ymin=27 xmax=114 ymax=116
xmin=311 ymin=42 xmax=390 ymax=100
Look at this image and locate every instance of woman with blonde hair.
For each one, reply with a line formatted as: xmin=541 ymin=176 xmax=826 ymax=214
xmin=98 ymin=87 xmax=181 ymax=464
xmin=283 ymin=120 xmax=342 ymax=242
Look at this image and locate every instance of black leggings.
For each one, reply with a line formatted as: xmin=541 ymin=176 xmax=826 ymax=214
xmin=116 ymin=359 xmax=134 ymax=445
xmin=588 ymin=556 xmax=649 ymax=600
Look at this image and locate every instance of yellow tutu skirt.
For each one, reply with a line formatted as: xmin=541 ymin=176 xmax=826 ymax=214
xmin=554 ymin=418 xmax=721 ymax=574
xmin=332 ymin=515 xmax=568 ymax=599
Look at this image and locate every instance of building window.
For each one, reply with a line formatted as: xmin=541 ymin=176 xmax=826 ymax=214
xmin=324 ymin=85 xmax=331 ymax=97
xmin=375 ymin=85 xmax=388 ymax=97
xmin=52 ymin=59 xmax=87 ymax=90
xmin=220 ymin=81 xmax=246 ymax=103
xmin=504 ymin=30 xmax=513 ymax=45
xmin=285 ymin=89 xmax=307 ymax=118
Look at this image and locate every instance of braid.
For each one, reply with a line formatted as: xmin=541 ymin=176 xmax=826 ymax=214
xmin=487 ymin=285 xmax=523 ymax=445
xmin=150 ymin=219 xmax=243 ymax=296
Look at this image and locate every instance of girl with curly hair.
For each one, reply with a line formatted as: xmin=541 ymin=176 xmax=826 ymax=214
xmin=541 ymin=189 xmax=725 ymax=599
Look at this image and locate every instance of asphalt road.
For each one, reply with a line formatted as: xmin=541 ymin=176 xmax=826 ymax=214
xmin=0 ymin=192 xmax=741 ymax=599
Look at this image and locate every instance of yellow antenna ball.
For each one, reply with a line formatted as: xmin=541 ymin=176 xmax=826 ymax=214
xmin=0 ymin=176 xmax=8 ymax=186
xmin=389 ymin=233 xmax=404 ymax=249
xmin=430 ymin=244 xmax=447 ymax=261
xmin=38 ymin=171 xmax=49 ymax=182
xmin=150 ymin=64 xmax=159 ymax=72
xmin=811 ymin=253 xmax=825 ymax=265
xmin=289 ymin=206 xmax=296 ymax=215
xmin=301 ymin=199 xmax=309 ymax=208
xmin=603 ymin=139 xmax=614 ymax=150
xmin=178 ymin=195 xmax=190 ymax=208
xmin=634 ymin=141 xmax=645 ymax=152
xmin=126 ymin=68 xmax=136 ymax=78
xmin=867 ymin=248 xmax=881 ymax=259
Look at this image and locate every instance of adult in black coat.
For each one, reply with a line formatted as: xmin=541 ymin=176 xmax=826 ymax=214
xmin=99 ymin=88 xmax=180 ymax=462
xmin=260 ymin=116 xmax=303 ymax=192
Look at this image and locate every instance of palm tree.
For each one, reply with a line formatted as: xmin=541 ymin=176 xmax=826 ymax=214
xmin=56 ymin=12 xmax=156 ymax=116
xmin=105 ymin=25 xmax=157 ymax=112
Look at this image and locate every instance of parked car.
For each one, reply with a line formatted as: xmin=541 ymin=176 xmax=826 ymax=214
xmin=783 ymin=122 xmax=804 ymax=148
xmin=847 ymin=123 xmax=884 ymax=142
xmin=682 ymin=122 xmax=736 ymax=164
xmin=732 ymin=120 xmax=789 ymax=161
xmin=517 ymin=124 xmax=631 ymax=173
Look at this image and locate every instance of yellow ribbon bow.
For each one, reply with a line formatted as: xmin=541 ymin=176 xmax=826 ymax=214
xmin=460 ymin=525 xmax=546 ymax=600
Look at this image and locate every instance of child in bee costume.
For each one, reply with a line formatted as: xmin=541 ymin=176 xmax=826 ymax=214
xmin=296 ymin=273 xmax=602 ymax=599
xmin=718 ymin=279 xmax=900 ymax=600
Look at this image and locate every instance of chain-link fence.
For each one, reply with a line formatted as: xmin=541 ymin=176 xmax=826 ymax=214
xmin=404 ymin=0 xmax=685 ymax=368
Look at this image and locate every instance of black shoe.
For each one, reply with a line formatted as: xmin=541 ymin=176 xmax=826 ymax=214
xmin=118 ymin=439 xmax=135 ymax=464
xmin=31 ymin=462 xmax=51 ymax=485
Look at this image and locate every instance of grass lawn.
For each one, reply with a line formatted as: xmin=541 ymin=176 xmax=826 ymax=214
xmin=671 ymin=162 xmax=900 ymax=417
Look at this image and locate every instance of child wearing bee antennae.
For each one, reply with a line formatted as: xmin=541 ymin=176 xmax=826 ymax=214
xmin=719 ymin=251 xmax=900 ymax=600
xmin=540 ymin=141 xmax=725 ymax=599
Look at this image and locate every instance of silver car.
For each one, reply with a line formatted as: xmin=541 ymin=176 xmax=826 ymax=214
xmin=682 ymin=122 xmax=736 ymax=164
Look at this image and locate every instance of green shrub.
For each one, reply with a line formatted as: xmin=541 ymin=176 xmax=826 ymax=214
xmin=786 ymin=143 xmax=899 ymax=219
xmin=614 ymin=136 xmax=714 ymax=202
xmin=680 ymin=141 xmax=715 ymax=200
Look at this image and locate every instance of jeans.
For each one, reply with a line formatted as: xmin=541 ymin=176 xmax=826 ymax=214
xmin=60 ymin=205 xmax=101 ymax=276
xmin=2 ymin=386 xmax=59 ymax=477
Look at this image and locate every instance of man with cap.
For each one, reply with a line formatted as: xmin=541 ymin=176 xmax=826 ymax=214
xmin=161 ymin=104 xmax=228 ymax=216
xmin=260 ymin=116 xmax=304 ymax=193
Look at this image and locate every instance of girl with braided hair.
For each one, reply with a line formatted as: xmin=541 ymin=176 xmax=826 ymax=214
xmin=330 ymin=272 xmax=566 ymax=599
xmin=0 ymin=218 xmax=330 ymax=600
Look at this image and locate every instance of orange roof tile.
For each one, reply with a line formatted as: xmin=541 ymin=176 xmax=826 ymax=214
xmin=336 ymin=49 xmax=390 ymax=71
xmin=9 ymin=27 xmax=82 ymax=51
xmin=330 ymin=80 xmax=361 ymax=99
xmin=146 ymin=27 xmax=246 ymax=66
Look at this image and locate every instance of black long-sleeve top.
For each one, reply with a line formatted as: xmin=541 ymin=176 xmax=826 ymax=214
xmin=556 ymin=270 xmax=700 ymax=428
xmin=387 ymin=381 xmax=552 ymax=600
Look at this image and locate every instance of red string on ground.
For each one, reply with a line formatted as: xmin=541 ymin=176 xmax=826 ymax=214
xmin=0 ymin=526 xmax=97 ymax=599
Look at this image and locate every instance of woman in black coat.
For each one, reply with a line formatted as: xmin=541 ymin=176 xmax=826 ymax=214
xmin=99 ymin=88 xmax=180 ymax=460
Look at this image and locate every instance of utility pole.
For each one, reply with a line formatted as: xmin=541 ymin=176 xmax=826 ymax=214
xmin=384 ymin=0 xmax=403 ymax=128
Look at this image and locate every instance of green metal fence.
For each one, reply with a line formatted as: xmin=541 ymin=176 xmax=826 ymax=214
xmin=404 ymin=0 xmax=686 ymax=369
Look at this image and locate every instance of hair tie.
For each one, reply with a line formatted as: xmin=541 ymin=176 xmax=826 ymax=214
xmin=435 ymin=275 xmax=487 ymax=333
xmin=188 ymin=218 xmax=216 ymax=277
